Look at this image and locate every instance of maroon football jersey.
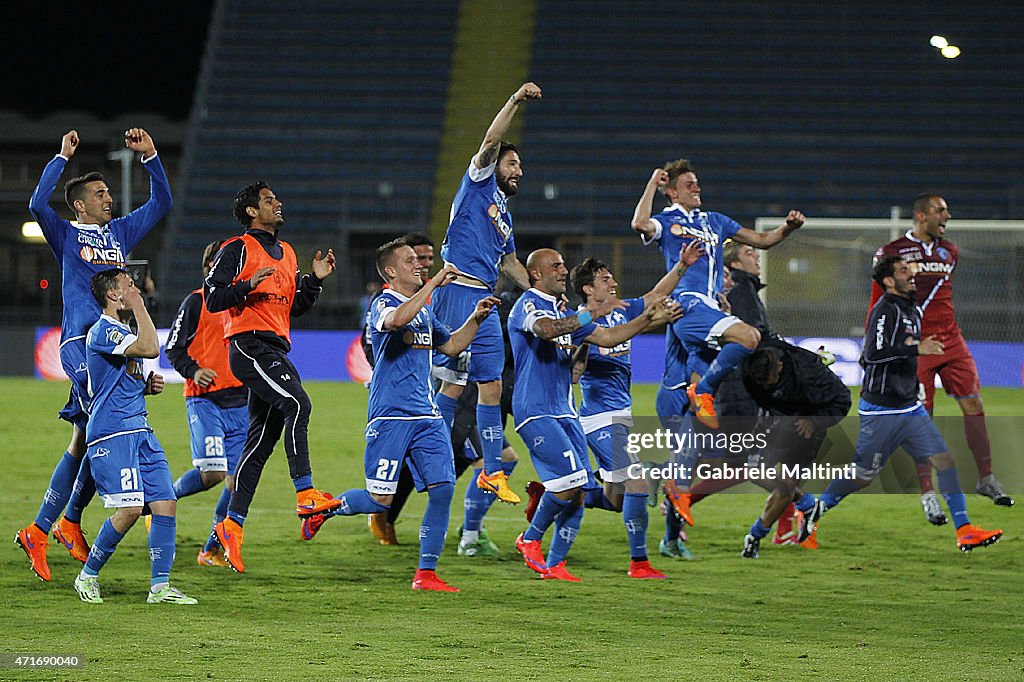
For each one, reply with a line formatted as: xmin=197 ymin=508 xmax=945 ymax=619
xmin=870 ymin=231 xmax=959 ymax=340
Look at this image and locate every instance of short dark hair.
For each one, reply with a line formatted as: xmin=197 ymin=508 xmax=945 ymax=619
xmin=872 ymin=255 xmax=903 ymax=287
xmin=913 ymin=193 xmax=943 ymax=215
xmin=402 ymin=232 xmax=433 ymax=249
xmin=90 ymin=268 xmax=127 ymax=308
xmin=64 ymin=172 xmax=105 ymax=212
xmin=570 ymin=257 xmax=609 ymax=302
xmin=498 ymin=141 xmax=519 ymax=162
xmin=376 ymin=238 xmax=408 ymax=280
xmin=745 ymin=347 xmax=783 ymax=388
xmin=202 ymin=240 xmax=223 ymax=277
xmin=233 ymin=181 xmax=270 ymax=226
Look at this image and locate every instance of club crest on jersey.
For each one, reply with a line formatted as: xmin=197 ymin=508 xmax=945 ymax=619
xmin=936 ymin=247 xmax=949 ymax=260
xmin=487 ymin=202 xmax=513 ymax=244
xmin=106 ymin=326 xmax=126 ymax=345
xmin=79 ymin=244 xmax=124 ymax=266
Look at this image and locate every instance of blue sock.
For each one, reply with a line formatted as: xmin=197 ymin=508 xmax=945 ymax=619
xmin=818 ymin=477 xmax=862 ymax=510
xmin=476 ymin=404 xmax=503 ymax=474
xmin=292 ymin=474 xmax=313 ymax=493
xmin=64 ymin=455 xmax=95 ymax=525
xmin=584 ymin=488 xmax=619 ymax=511
xmin=204 ymin=487 xmax=231 ymax=552
xmin=749 ymin=517 xmax=771 ymax=539
xmin=663 ymin=505 xmax=683 ymax=545
xmin=335 ymin=488 xmax=389 ymax=515
xmin=546 ymin=501 xmax=584 ymax=567
xmin=173 ymin=468 xmax=207 ymax=499
xmin=463 ymin=469 xmax=491 ymax=532
xmin=793 ymin=492 xmax=816 ymax=513
xmin=436 ymin=392 xmax=458 ymax=431
xmin=697 ymin=342 xmax=754 ymax=394
xmin=419 ymin=482 xmax=454 ymax=570
xmin=524 ymin=492 xmax=569 ymax=542
xmin=226 ymin=510 xmax=246 ymax=526
xmin=83 ymin=518 xmax=126 ymax=576
xmin=623 ymin=493 xmax=649 ymax=560
xmin=148 ymin=515 xmax=176 ymax=587
xmin=937 ymin=467 xmax=970 ymax=528
xmin=674 ymin=415 xmax=701 ymax=486
xmin=33 ymin=452 xmax=77 ymax=532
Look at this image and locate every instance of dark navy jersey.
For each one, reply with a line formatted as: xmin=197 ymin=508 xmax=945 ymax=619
xmin=368 ymin=290 xmax=451 ymax=422
xmin=85 ymin=315 xmax=151 ymax=444
xmin=439 ymin=161 xmax=516 ymax=290
xmin=30 ymin=154 xmax=172 ymax=344
xmin=861 ymin=293 xmax=922 ymax=409
xmin=646 ymin=204 xmax=742 ymax=299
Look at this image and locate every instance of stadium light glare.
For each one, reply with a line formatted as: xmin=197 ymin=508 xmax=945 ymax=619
xmin=22 ymin=221 xmax=44 ymax=240
xmin=941 ymin=45 xmax=961 ymax=59
xmin=930 ymin=35 xmax=949 ymax=49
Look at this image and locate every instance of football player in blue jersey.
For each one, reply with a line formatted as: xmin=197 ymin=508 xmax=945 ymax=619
xmin=563 ymin=241 xmax=702 ymax=578
xmin=326 ymin=239 xmax=498 ymax=592
xmin=16 ymin=129 xmax=172 ymax=583
xmin=432 ymin=82 xmax=542 ymax=507
xmin=72 ymin=268 xmax=196 ymax=604
xmin=510 ymin=249 xmax=680 ymax=582
xmin=631 ymin=161 xmax=805 ymax=429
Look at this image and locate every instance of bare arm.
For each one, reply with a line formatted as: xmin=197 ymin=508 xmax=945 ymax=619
xmin=631 ymin=168 xmax=668 ymax=241
xmin=438 ymin=296 xmax=501 ymax=357
xmin=571 ymin=343 xmax=589 ymax=384
xmin=500 ymin=253 xmax=531 ymax=291
xmin=533 ymin=296 xmax=626 ymax=341
xmin=733 ymin=211 xmax=806 ymax=249
xmin=382 ymin=265 xmax=459 ymax=331
xmin=473 ymin=82 xmax=542 ymax=169
xmin=643 ymin=240 xmax=704 ymax=305
xmin=122 ymin=288 xmax=160 ymax=359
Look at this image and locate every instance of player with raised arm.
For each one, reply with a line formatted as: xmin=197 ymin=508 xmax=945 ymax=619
xmin=560 ymin=241 xmax=701 ymax=578
xmin=870 ymin=194 xmax=1013 ymax=522
xmin=323 ymin=239 xmax=498 ymax=592
xmin=16 ymin=128 xmax=172 ymax=582
xmin=630 ymin=161 xmax=805 ymax=429
xmin=73 ymin=269 xmax=195 ymax=604
xmin=510 ymin=249 xmax=680 ymax=582
xmin=799 ymin=256 xmax=1002 ymax=552
xmin=164 ymin=241 xmax=248 ymax=567
xmin=204 ymin=181 xmax=339 ymax=573
xmin=432 ymin=82 xmax=542 ymax=507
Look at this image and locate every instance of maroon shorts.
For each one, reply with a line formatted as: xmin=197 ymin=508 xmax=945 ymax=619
xmin=917 ymin=333 xmax=981 ymax=410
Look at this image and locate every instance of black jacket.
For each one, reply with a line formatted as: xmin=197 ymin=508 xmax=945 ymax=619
xmin=727 ymin=269 xmax=770 ymax=336
xmin=861 ymin=293 xmax=921 ymax=409
xmin=743 ymin=338 xmax=851 ymax=429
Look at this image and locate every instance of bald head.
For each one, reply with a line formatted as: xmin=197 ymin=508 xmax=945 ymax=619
xmin=526 ymin=248 xmax=568 ymax=296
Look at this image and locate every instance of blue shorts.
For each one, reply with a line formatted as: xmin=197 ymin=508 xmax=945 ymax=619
xmin=364 ymin=418 xmax=456 ymax=494
xmin=656 ymin=385 xmax=689 ymax=427
xmin=431 ymin=283 xmax=504 ymax=385
xmin=186 ymin=398 xmax=248 ymax=473
xmin=852 ymin=401 xmax=949 ymax=480
xmin=58 ymin=338 xmax=90 ymax=429
xmin=88 ymin=430 xmax=175 ymax=508
xmin=586 ymin=421 xmax=639 ymax=483
xmin=517 ymin=417 xmax=593 ymax=492
xmin=671 ymin=294 xmax=741 ymax=359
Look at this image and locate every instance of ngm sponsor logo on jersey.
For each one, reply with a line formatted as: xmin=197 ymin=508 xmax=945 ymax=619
xmin=79 ymin=244 xmax=125 ymax=267
xmin=402 ymin=329 xmax=433 ymax=349
xmin=598 ymin=339 xmax=630 ymax=358
xmin=911 ymin=261 xmax=954 ymax=275
xmin=668 ymin=212 xmax=716 ymax=244
xmin=487 ymin=197 xmax=513 ymax=244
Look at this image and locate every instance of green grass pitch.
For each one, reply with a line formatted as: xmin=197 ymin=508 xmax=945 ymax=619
xmin=1 ymin=378 xmax=1021 ymax=681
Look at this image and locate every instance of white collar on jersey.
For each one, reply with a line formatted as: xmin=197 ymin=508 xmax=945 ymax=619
xmin=667 ymin=203 xmax=702 ymax=218
xmin=905 ymin=229 xmax=937 ymax=256
xmin=528 ymin=287 xmax=560 ymax=303
xmin=383 ymin=288 xmax=410 ymax=302
xmin=100 ymin=314 xmax=128 ymax=328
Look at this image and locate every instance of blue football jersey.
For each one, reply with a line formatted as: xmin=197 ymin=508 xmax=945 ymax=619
xmin=29 ymin=154 xmax=172 ymax=344
xmin=508 ymin=289 xmax=597 ymax=427
xmin=368 ymin=290 xmax=452 ymax=421
xmin=439 ymin=161 xmax=516 ymax=290
xmin=85 ymin=315 xmax=151 ymax=444
xmin=578 ymin=297 xmax=645 ymax=417
xmin=647 ymin=205 xmax=742 ymax=299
